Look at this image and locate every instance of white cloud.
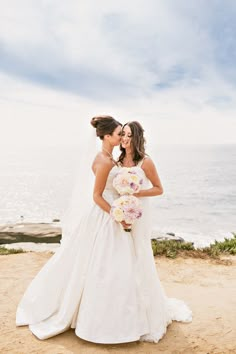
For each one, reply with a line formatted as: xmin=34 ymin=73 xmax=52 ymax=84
xmin=0 ymin=1 xmax=235 ymax=145
xmin=1 ymin=0 xmax=231 ymax=95
xmin=0 ymin=72 xmax=235 ymax=147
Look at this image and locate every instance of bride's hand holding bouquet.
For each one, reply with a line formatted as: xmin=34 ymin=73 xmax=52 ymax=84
xmin=110 ymin=168 xmax=143 ymax=232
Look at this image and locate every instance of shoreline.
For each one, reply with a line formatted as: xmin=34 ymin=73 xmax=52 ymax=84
xmin=1 ymin=221 xmax=234 ymax=246
xmin=0 ymin=222 xmax=235 ymax=258
xmin=0 ymin=221 xmax=186 ymax=246
xmin=0 ymin=222 xmax=62 ymax=244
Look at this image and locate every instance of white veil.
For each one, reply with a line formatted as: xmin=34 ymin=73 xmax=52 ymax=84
xmin=60 ymin=122 xmax=98 ymax=245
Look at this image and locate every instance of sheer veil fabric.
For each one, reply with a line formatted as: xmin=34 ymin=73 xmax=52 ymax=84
xmin=60 ymin=126 xmax=98 ymax=245
xmin=16 ymin=122 xmax=103 ymax=338
xmin=16 ymin=123 xmax=192 ymax=343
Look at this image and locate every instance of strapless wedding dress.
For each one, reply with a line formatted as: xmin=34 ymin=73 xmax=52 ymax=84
xmin=16 ymin=162 xmax=192 ymax=344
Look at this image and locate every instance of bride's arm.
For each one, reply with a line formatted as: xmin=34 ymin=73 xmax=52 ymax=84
xmin=93 ymin=161 xmax=113 ymax=213
xmin=135 ymin=158 xmax=163 ymax=197
xmin=93 ymin=160 xmax=131 ymax=228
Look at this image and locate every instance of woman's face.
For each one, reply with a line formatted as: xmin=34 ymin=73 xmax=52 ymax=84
xmin=121 ymin=125 xmax=132 ymax=150
xmin=110 ymin=125 xmax=122 ymax=146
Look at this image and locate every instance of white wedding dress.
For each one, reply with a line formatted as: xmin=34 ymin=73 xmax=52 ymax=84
xmin=16 ymin=161 xmax=192 ymax=344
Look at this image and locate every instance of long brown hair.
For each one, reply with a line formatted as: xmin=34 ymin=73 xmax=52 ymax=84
xmin=90 ymin=115 xmax=122 ymax=140
xmin=118 ymin=121 xmax=146 ymax=165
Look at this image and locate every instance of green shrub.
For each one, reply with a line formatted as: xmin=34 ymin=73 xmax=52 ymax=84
xmin=151 ymin=239 xmax=195 ymax=258
xmin=202 ymin=233 xmax=236 ymax=257
xmin=151 ymin=233 xmax=236 ymax=259
xmin=0 ymin=246 xmax=25 ymax=255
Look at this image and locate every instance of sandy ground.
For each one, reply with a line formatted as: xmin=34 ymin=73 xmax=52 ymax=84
xmin=0 ymin=252 xmax=235 ymax=354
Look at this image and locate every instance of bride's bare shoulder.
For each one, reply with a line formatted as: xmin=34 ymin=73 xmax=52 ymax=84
xmin=141 ymin=156 xmax=156 ymax=170
xmin=92 ymin=152 xmax=113 ymax=173
xmin=93 ymin=152 xmax=114 ymax=164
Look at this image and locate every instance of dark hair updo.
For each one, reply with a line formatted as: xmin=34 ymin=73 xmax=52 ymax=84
xmin=90 ymin=115 xmax=122 ymax=140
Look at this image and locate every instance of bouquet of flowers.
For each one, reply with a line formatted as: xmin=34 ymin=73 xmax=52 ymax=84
xmin=112 ymin=167 xmax=143 ymax=195
xmin=110 ymin=195 xmax=142 ymax=232
xmin=111 ymin=168 xmax=143 ymax=232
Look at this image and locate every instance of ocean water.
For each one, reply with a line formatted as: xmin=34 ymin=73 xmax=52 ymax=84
xmin=0 ymin=144 xmax=235 ymax=247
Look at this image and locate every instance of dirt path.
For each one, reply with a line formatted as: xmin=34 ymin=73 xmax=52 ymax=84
xmin=0 ymin=252 xmax=235 ymax=354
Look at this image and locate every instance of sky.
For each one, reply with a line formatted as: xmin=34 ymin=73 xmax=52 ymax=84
xmin=0 ymin=0 xmax=236 ymax=146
